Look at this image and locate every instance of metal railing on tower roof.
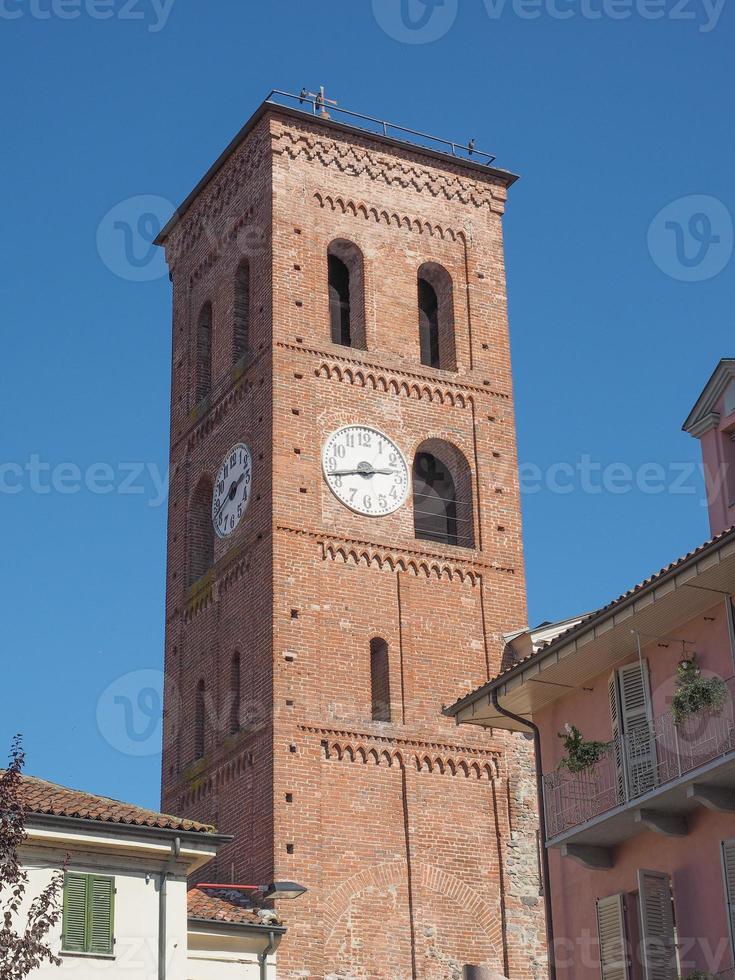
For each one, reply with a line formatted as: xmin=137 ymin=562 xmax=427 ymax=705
xmin=264 ymin=87 xmax=498 ymax=168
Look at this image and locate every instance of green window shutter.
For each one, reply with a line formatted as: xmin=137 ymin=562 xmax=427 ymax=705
xmin=87 ymin=876 xmax=115 ymax=955
xmin=637 ymin=869 xmax=678 ymax=980
xmin=596 ymin=893 xmax=630 ymax=980
xmin=62 ymin=873 xmax=88 ymax=952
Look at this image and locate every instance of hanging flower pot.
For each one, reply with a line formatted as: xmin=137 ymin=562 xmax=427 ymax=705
xmin=672 ymin=655 xmax=727 ymax=724
xmin=557 ymin=724 xmax=611 ymax=775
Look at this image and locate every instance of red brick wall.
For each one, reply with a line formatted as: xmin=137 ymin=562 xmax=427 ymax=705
xmin=159 ymin=106 xmax=545 ymax=978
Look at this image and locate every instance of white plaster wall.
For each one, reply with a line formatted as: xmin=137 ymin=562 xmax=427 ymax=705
xmin=21 ymin=853 xmax=189 ymax=980
xmin=187 ymin=929 xmax=278 ymax=980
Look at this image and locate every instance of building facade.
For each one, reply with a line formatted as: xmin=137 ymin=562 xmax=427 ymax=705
xmin=14 ymin=774 xmax=282 ymax=980
xmin=155 ymin=94 xmax=545 ymax=979
xmin=448 ymin=361 xmax=735 ymax=979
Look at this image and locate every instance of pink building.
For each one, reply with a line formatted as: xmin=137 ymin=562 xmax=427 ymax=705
xmin=446 ymin=360 xmax=735 ymax=980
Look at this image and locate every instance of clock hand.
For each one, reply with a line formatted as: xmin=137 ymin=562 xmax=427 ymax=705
xmin=330 ymin=467 xmax=400 ymax=477
xmin=214 ymin=470 xmax=249 ymax=518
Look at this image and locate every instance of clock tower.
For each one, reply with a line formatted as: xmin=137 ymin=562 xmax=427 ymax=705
xmin=156 ymin=92 xmax=545 ymax=980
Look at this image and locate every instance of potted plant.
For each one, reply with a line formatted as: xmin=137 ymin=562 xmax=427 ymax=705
xmin=671 ymin=655 xmax=727 ymax=724
xmin=557 ymin=724 xmax=611 ymax=774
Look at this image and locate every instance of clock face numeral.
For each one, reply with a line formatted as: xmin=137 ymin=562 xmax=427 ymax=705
xmin=212 ymin=442 xmax=253 ymax=539
xmin=322 ymin=425 xmax=409 ymax=517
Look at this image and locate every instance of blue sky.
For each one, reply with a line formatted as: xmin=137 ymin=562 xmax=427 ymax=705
xmin=1 ymin=0 xmax=732 ymax=808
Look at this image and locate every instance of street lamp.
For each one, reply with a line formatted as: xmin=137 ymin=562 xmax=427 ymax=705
xmin=197 ymin=881 xmax=307 ymax=901
xmin=260 ymin=881 xmax=307 ymax=901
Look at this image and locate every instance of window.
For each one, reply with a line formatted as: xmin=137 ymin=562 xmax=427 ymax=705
xmin=327 ymin=240 xmax=365 ymax=349
xmin=233 ymin=261 xmax=250 ymax=363
xmin=370 ymin=638 xmax=391 ymax=722
xmin=230 ymin=652 xmax=241 ymax=734
xmin=609 ymin=661 xmax=657 ymax=800
xmin=417 ymin=263 xmax=456 ymax=371
xmin=195 ymin=679 xmax=206 ymax=759
xmin=196 ymin=302 xmax=213 ymax=403
xmin=62 ymin=873 xmax=115 ymax=955
xmin=188 ymin=477 xmax=214 ymax=585
xmin=412 ymin=440 xmax=474 ymax=548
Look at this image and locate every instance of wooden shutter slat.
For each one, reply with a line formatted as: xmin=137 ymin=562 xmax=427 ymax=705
xmin=618 ymin=662 xmax=657 ymax=797
xmin=62 ymin=873 xmax=88 ymax=952
xmin=597 ymin=893 xmax=630 ymax=980
xmin=88 ymin=875 xmax=115 ymax=955
xmin=609 ymin=673 xmax=626 ymax=804
xmin=637 ymin=869 xmax=678 ymax=980
xmin=722 ymin=839 xmax=735 ymax=966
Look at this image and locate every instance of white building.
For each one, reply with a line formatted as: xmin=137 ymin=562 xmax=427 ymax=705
xmin=15 ymin=775 xmax=285 ymax=980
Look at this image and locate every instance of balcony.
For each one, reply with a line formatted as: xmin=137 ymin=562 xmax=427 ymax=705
xmin=542 ymin=676 xmax=735 ymax=864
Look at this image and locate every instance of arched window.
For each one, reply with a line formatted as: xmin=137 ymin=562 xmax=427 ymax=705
xmin=370 ymin=638 xmax=391 ymax=722
xmin=196 ymin=302 xmax=213 ymax=402
xmin=188 ymin=477 xmax=214 ymax=585
xmin=417 ymin=263 xmax=456 ymax=371
xmin=229 ymin=652 xmax=241 ymax=734
xmin=327 ymin=239 xmax=366 ymax=349
xmin=413 ymin=440 xmax=474 ymax=548
xmin=194 ymin=679 xmax=206 ymax=759
xmin=233 ymin=261 xmax=250 ymax=364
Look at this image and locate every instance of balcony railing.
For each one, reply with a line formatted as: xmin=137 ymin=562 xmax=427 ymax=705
xmin=543 ymin=675 xmax=735 ymax=840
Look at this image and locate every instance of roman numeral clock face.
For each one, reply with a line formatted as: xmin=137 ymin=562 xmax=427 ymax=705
xmin=212 ymin=443 xmax=253 ymax=538
xmin=322 ymin=425 xmax=409 ymax=516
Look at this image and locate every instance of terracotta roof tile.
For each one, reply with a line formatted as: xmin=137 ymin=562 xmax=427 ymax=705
xmin=13 ymin=774 xmax=215 ymax=834
xmin=187 ymin=887 xmax=277 ymax=926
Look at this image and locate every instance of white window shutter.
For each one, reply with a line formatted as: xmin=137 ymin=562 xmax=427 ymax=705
xmin=722 ymin=839 xmax=735 ymax=967
xmin=618 ymin=661 xmax=657 ymax=797
xmin=596 ymin=893 xmax=629 ymax=980
xmin=637 ymin=869 xmax=678 ymax=980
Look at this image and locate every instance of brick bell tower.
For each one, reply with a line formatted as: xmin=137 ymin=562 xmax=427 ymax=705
xmin=156 ymin=91 xmax=545 ymax=980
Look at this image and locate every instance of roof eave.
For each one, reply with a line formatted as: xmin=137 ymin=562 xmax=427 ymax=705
xmin=682 ymin=358 xmax=735 ymax=434
xmin=445 ymin=524 xmax=735 ymax=723
xmin=24 ymin=811 xmax=232 ymax=847
xmin=187 ymin=916 xmax=286 ymax=937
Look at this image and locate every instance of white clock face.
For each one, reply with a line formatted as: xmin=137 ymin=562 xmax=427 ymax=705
xmin=322 ymin=425 xmax=409 ymax=516
xmin=212 ymin=443 xmax=253 ymax=539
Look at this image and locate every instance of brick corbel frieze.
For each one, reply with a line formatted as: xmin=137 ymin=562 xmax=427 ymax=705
xmin=182 ymin=539 xmax=256 ymax=623
xmin=276 ymin=524 xmax=516 ymax=584
xmin=165 ymin=126 xmax=270 ymax=270
xmin=313 ymin=191 xmax=470 ymax=243
xmin=271 ymin=123 xmax=508 ymax=215
xmin=305 ymin=724 xmax=501 ymax=780
xmin=275 ymin=341 xmax=511 ymax=403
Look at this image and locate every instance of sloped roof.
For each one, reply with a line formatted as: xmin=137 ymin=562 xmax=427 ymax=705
xmin=187 ymin=887 xmax=279 ymax=926
xmin=14 ymin=774 xmax=215 ymax=834
xmin=445 ymin=524 xmax=735 ymax=716
xmin=682 ymin=357 xmax=735 ymax=436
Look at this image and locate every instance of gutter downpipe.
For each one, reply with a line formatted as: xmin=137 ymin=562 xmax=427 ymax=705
xmin=491 ymin=688 xmax=557 ymax=980
xmin=158 ymin=836 xmax=181 ymax=980
xmin=257 ymin=929 xmax=277 ymax=980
